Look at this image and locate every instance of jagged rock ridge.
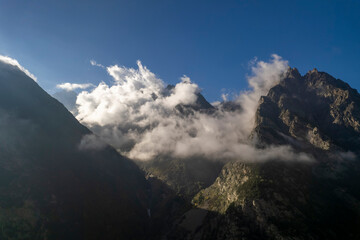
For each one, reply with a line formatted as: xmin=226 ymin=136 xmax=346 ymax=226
xmin=181 ymin=68 xmax=360 ymax=240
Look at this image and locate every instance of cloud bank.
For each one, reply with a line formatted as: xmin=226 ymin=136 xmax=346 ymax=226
xmin=56 ymin=82 xmax=95 ymax=91
xmin=0 ymin=55 xmax=37 ymax=82
xmin=74 ymin=55 xmax=311 ymax=162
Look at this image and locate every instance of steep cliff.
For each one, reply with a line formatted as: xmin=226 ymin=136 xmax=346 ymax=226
xmin=189 ymin=69 xmax=360 ymax=240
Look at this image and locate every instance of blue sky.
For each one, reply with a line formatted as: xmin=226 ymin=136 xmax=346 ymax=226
xmin=0 ymin=0 xmax=359 ymax=102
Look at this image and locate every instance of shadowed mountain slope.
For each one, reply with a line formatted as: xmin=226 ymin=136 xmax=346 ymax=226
xmin=31 ymin=62 xmax=360 ymax=239
xmin=0 ymin=61 xmax=149 ymax=239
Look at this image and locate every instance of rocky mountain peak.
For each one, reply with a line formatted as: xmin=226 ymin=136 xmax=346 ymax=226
xmin=308 ymin=67 xmax=318 ymax=73
xmin=186 ymin=68 xmax=360 ymax=240
xmin=254 ymin=67 xmax=360 ymax=152
xmin=284 ymin=67 xmax=301 ymax=79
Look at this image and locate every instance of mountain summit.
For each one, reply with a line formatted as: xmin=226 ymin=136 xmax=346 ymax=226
xmin=187 ymin=68 xmax=360 ymax=240
xmin=254 ymin=67 xmax=360 ymax=152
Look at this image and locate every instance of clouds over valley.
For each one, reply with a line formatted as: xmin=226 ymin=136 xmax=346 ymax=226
xmin=58 ymin=55 xmax=312 ymax=162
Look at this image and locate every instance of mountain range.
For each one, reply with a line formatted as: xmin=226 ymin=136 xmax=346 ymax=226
xmin=1 ymin=59 xmax=360 ymax=239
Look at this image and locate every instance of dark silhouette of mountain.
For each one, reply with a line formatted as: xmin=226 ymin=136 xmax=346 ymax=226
xmin=0 ymin=61 xmax=149 ymax=239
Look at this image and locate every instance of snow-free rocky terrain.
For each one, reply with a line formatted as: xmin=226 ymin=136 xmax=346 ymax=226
xmin=1 ymin=59 xmax=360 ymax=239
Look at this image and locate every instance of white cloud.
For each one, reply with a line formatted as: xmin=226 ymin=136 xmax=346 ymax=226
xmin=76 ymin=60 xmax=199 ymax=127
xmin=234 ymin=54 xmax=288 ymax=136
xmin=164 ymin=75 xmax=199 ymax=108
xmin=56 ymin=82 xmax=95 ymax=91
xmin=73 ymin=55 xmax=311 ymax=162
xmin=0 ymin=55 xmax=37 ymax=82
xmin=221 ymin=93 xmax=228 ymax=101
xmin=90 ymin=59 xmax=105 ymax=68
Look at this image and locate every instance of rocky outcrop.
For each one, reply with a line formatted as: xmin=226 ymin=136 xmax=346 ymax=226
xmin=182 ymin=68 xmax=360 ymax=240
xmin=253 ymin=68 xmax=360 ymax=152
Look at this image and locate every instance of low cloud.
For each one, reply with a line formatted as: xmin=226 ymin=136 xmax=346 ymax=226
xmin=234 ymin=54 xmax=288 ymax=136
xmin=73 ymin=55 xmax=311 ymax=162
xmin=56 ymin=82 xmax=95 ymax=91
xmin=0 ymin=55 xmax=37 ymax=82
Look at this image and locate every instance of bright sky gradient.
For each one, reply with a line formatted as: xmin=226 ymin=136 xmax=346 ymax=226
xmin=0 ymin=0 xmax=359 ymax=101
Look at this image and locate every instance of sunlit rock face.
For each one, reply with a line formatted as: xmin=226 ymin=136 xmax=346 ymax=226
xmin=253 ymin=67 xmax=360 ymax=152
xmin=174 ymin=69 xmax=360 ymax=240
